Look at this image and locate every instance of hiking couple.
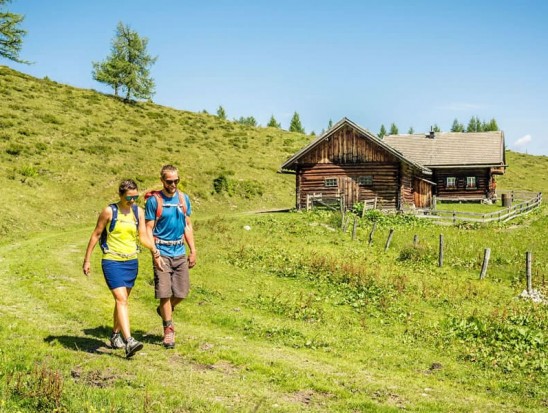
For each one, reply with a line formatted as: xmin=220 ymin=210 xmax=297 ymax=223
xmin=83 ymin=164 xmax=196 ymax=358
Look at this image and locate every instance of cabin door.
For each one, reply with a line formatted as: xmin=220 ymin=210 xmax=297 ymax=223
xmin=342 ymin=177 xmax=360 ymax=210
xmin=413 ymin=178 xmax=432 ymax=208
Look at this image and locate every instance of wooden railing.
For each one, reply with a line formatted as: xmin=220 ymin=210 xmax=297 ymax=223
xmin=418 ymin=192 xmax=542 ymax=223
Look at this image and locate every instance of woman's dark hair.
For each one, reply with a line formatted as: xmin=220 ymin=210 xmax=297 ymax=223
xmin=118 ymin=179 xmax=138 ymax=195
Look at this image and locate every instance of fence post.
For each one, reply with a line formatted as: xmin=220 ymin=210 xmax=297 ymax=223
xmin=479 ymin=248 xmax=491 ymax=280
xmin=526 ymin=251 xmax=532 ymax=293
xmin=438 ymin=234 xmax=444 ymax=267
xmin=368 ymin=222 xmax=377 ymax=246
xmin=385 ymin=229 xmax=394 ymax=251
xmin=452 ymin=211 xmax=456 ymax=224
xmin=413 ymin=234 xmax=418 ymax=248
xmin=352 ymin=216 xmax=358 ymax=240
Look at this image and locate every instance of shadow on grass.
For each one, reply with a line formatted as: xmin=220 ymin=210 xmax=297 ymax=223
xmin=83 ymin=325 xmax=163 ymax=345
xmin=45 ymin=326 xmax=164 ymax=354
xmin=44 ymin=335 xmax=107 ymax=353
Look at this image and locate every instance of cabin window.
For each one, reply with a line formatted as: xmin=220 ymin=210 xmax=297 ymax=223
xmin=446 ymin=177 xmax=457 ymax=189
xmin=324 ymin=178 xmax=338 ymax=187
xmin=357 ymin=175 xmax=373 ymax=186
xmin=466 ymin=176 xmax=477 ymax=189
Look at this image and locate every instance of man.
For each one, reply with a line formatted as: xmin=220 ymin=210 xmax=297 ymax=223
xmin=145 ymin=165 xmax=197 ymax=348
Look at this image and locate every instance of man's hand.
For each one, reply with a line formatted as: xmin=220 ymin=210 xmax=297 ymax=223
xmin=188 ymin=251 xmax=197 ymax=268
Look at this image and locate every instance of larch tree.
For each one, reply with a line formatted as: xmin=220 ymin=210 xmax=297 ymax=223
xmin=92 ymin=22 xmax=157 ymax=101
xmin=289 ymin=112 xmax=305 ymax=133
xmin=216 ymin=105 xmax=227 ymax=120
xmin=378 ymin=124 xmax=387 ymax=138
xmin=267 ymin=115 xmax=281 ymax=128
xmin=0 ymin=0 xmax=28 ymax=63
xmin=451 ymin=118 xmax=465 ymax=132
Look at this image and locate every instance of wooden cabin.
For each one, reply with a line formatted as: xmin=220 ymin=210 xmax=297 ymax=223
xmin=280 ymin=118 xmax=433 ymax=210
xmin=280 ymin=118 xmax=506 ymax=211
xmin=383 ymin=130 xmax=506 ymax=202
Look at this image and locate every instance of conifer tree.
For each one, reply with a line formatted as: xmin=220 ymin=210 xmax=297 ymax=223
xmin=432 ymin=124 xmax=441 ymax=132
xmin=327 ymin=119 xmax=333 ymax=129
xmin=389 ymin=123 xmax=399 ymax=135
xmin=216 ymin=105 xmax=226 ymax=120
xmin=451 ymin=118 xmax=464 ymax=132
xmin=267 ymin=114 xmax=281 ymax=128
xmin=466 ymin=116 xmax=482 ymax=132
xmin=0 ymin=0 xmax=28 ymax=63
xmin=378 ymin=124 xmax=387 ymax=138
xmin=289 ymin=112 xmax=305 ymax=133
xmin=92 ymin=22 xmax=157 ymax=101
xmin=482 ymin=118 xmax=499 ymax=131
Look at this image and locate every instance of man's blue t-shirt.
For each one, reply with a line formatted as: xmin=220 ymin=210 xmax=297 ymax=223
xmin=145 ymin=191 xmax=191 ymax=257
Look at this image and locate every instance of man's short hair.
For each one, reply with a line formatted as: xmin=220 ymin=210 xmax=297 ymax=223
xmin=161 ymin=165 xmax=178 ymax=179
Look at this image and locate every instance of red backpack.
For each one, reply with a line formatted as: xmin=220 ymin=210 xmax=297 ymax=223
xmin=144 ymin=189 xmax=188 ymax=220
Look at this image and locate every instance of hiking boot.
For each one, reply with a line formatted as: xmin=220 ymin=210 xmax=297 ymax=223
xmin=109 ymin=332 xmax=124 ymax=349
xmin=163 ymin=325 xmax=175 ymax=349
xmin=125 ymin=337 xmax=143 ymax=358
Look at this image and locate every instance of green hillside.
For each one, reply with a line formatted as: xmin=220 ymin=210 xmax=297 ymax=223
xmin=0 ymin=65 xmax=310 ymax=239
xmin=1 ymin=66 xmax=547 ymax=412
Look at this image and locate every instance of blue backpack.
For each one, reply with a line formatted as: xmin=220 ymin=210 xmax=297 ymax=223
xmin=100 ymin=203 xmax=139 ymax=253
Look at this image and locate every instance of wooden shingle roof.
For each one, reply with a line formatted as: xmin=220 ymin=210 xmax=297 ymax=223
xmin=280 ymin=117 xmax=432 ymax=174
xmin=383 ymin=131 xmax=506 ymax=168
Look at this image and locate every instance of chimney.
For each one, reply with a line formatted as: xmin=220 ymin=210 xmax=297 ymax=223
xmin=426 ymin=127 xmax=435 ymax=139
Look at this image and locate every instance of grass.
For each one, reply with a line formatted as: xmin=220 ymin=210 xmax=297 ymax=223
xmin=1 ymin=65 xmax=547 ymax=412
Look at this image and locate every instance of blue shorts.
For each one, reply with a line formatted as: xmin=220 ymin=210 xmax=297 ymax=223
xmin=101 ymin=259 xmax=138 ymax=290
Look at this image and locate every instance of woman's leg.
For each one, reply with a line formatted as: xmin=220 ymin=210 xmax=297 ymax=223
xmin=111 ymin=287 xmax=131 ymax=340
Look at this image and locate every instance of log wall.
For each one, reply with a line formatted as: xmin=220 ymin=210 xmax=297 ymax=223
xmin=434 ymin=168 xmax=491 ymax=199
xmin=296 ymin=163 xmax=400 ymax=210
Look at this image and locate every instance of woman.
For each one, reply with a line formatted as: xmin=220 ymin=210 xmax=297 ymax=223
xmin=83 ymin=179 xmax=163 ymax=358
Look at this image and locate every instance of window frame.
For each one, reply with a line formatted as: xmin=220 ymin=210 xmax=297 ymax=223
xmin=324 ymin=177 xmax=338 ymax=188
xmin=466 ymin=176 xmax=477 ymax=190
xmin=357 ymin=175 xmax=373 ymax=186
xmin=446 ymin=176 xmax=457 ymax=190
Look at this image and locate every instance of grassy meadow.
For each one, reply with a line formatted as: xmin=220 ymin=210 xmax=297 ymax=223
xmin=1 ymin=65 xmax=548 ymax=412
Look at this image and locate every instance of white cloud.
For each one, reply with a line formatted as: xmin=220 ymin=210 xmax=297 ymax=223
xmin=513 ymin=134 xmax=532 ymax=148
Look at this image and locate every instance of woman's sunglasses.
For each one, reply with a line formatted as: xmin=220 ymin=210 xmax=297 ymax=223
xmin=125 ymin=195 xmax=139 ymax=201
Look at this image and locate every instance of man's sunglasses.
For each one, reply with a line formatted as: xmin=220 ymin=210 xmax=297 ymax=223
xmin=125 ymin=195 xmax=139 ymax=201
xmin=164 ymin=178 xmax=180 ymax=185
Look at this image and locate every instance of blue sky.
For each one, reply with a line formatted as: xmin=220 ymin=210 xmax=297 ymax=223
xmin=6 ymin=0 xmax=548 ymax=155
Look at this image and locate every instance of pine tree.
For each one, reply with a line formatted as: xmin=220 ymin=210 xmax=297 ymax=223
xmin=466 ymin=116 xmax=482 ymax=132
xmin=327 ymin=119 xmax=333 ymax=129
xmin=0 ymin=0 xmax=28 ymax=63
xmin=408 ymin=127 xmax=414 ymax=134
xmin=216 ymin=105 xmax=226 ymax=120
xmin=451 ymin=118 xmax=464 ymax=132
xmin=389 ymin=123 xmax=399 ymax=135
xmin=483 ymin=118 xmax=499 ymax=131
xmin=378 ymin=124 xmax=387 ymax=139
xmin=92 ymin=22 xmax=157 ymax=101
xmin=432 ymin=124 xmax=441 ymax=132
xmin=267 ymin=114 xmax=281 ymax=128
xmin=289 ymin=112 xmax=305 ymax=133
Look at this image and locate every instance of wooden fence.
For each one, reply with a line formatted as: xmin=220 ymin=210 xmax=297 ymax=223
xmin=417 ymin=192 xmax=542 ymax=223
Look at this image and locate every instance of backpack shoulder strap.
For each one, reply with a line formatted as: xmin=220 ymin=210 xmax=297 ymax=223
xmin=153 ymin=192 xmax=163 ymax=219
xmin=177 ymin=190 xmax=188 ymax=216
xmin=108 ymin=203 xmax=118 ymax=232
xmin=131 ymin=203 xmax=139 ymax=228
xmin=100 ymin=203 xmax=117 ymax=253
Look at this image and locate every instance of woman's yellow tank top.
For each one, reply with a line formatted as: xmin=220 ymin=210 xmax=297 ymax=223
xmin=102 ymin=207 xmax=138 ymax=261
